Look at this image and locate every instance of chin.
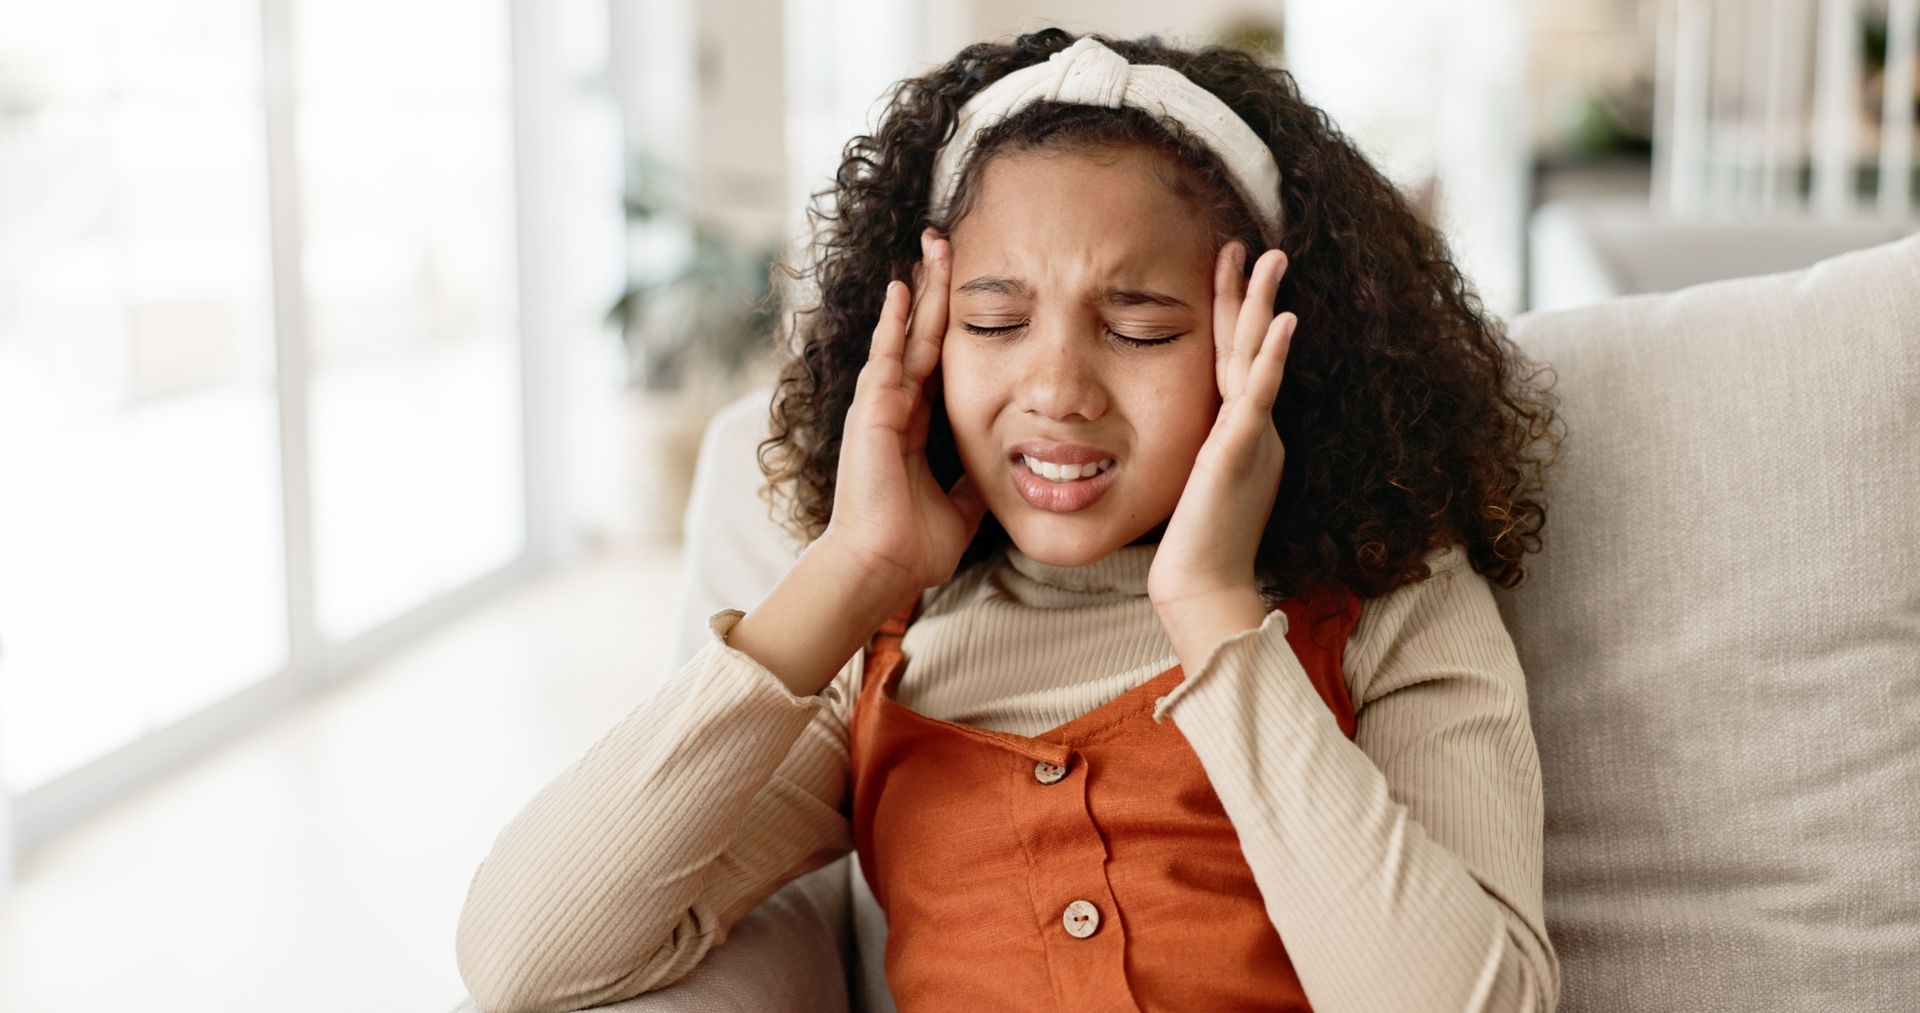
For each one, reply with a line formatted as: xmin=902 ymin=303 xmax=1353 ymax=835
xmin=1013 ymin=541 xmax=1108 ymax=567
xmin=1002 ymin=515 xmax=1148 ymax=568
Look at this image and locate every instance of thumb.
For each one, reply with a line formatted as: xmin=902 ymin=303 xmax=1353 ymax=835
xmin=946 ymin=472 xmax=989 ymax=535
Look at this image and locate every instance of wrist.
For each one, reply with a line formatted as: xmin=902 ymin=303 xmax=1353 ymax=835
xmin=729 ymin=538 xmax=920 ymax=698
xmin=1154 ymin=585 xmax=1268 ymax=675
xmin=802 ymin=535 xmax=923 ymax=628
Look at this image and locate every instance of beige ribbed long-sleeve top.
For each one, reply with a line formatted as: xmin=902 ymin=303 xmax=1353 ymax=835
xmin=455 ymin=539 xmax=1560 ymax=1013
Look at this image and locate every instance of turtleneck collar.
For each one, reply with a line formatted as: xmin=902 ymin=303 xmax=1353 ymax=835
xmin=1001 ymin=540 xmax=1158 ymax=596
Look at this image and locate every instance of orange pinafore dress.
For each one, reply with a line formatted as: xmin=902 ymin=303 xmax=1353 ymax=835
xmin=847 ymin=582 xmax=1365 ymax=1011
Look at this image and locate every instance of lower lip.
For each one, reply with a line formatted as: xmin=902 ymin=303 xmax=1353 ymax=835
xmin=1010 ymin=457 xmax=1118 ymax=513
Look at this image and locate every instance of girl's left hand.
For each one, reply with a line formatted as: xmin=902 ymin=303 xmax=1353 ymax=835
xmin=1145 ymin=243 xmax=1297 ymax=612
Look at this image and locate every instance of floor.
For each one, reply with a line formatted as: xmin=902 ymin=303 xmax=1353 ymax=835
xmin=0 ymin=538 xmax=685 ymax=1013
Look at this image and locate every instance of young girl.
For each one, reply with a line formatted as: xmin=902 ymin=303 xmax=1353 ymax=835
xmin=458 ymin=28 xmax=1564 ymax=1013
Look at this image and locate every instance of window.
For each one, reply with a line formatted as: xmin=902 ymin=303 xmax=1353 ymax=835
xmin=0 ymin=0 xmax=529 ymax=854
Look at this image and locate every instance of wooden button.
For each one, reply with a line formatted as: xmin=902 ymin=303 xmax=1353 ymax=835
xmin=1062 ymin=899 xmax=1100 ymax=938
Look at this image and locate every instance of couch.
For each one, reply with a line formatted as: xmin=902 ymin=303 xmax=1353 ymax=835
xmin=454 ymin=230 xmax=1920 ymax=1012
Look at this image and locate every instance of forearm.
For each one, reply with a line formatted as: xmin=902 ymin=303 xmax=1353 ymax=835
xmin=1172 ymin=632 xmax=1549 ymax=1010
xmin=729 ymin=535 xmax=918 ymax=698
xmin=455 ymin=636 xmax=851 ymax=1013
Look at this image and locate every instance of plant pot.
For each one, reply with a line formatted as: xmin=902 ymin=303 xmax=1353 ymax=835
xmin=620 ymin=355 xmax=777 ymax=545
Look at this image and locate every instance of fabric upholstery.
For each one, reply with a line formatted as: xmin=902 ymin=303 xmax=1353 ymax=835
xmin=1494 ymin=231 xmax=1920 ymax=1011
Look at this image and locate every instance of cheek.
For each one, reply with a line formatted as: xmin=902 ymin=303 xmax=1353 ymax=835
xmin=1131 ymin=354 xmax=1219 ymax=465
xmin=1136 ymin=353 xmax=1213 ymax=447
xmin=938 ymin=342 xmax=994 ymax=447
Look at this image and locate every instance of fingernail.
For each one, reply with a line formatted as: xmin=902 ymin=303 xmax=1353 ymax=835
xmin=921 ymin=230 xmax=931 ymax=257
xmin=1233 ymin=243 xmax=1247 ymax=271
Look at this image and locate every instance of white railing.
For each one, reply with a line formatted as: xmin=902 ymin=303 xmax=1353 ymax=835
xmin=1652 ymin=0 xmax=1918 ymax=218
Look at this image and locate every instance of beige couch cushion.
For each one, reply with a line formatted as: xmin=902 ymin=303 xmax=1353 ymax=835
xmin=1496 ymin=232 xmax=1920 ymax=1011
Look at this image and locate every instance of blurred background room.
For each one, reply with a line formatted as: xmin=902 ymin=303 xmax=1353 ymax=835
xmin=0 ymin=0 xmax=1913 ymax=1009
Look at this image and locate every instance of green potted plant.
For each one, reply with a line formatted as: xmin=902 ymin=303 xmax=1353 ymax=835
xmin=608 ymin=152 xmax=780 ymax=390
xmin=605 ymin=152 xmax=782 ymax=543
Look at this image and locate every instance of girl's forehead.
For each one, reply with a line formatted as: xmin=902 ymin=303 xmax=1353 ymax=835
xmin=949 ymin=149 xmax=1218 ymax=271
xmin=947 ymin=224 xmax=1214 ymax=292
xmin=961 ymin=148 xmax=1186 ymax=217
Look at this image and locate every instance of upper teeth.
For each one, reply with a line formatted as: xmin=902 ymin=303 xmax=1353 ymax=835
xmin=1022 ymin=454 xmax=1115 ymax=482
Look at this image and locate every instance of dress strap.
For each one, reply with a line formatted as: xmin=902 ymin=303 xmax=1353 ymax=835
xmin=864 ymin=595 xmax=920 ymax=661
xmin=876 ymin=597 xmax=917 ymax=638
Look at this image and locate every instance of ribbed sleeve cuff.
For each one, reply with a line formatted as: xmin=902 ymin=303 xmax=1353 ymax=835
xmin=1151 ymin=606 xmax=1290 ymax=724
xmin=705 ymin=607 xmax=846 ymax=709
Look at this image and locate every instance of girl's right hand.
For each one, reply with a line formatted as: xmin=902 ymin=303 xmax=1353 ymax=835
xmin=819 ymin=227 xmax=989 ymax=602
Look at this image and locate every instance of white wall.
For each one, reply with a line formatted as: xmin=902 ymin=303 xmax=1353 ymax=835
xmin=694 ymin=0 xmax=792 ymax=248
xmin=609 ymin=0 xmax=789 ymax=246
xmin=969 ymin=0 xmax=1250 ymax=45
xmin=511 ymin=0 xmax=630 ymax=567
xmin=783 ymin=0 xmax=926 ymax=242
xmin=1285 ymin=0 xmax=1531 ymax=317
xmin=1 ymin=721 xmax=12 ymax=893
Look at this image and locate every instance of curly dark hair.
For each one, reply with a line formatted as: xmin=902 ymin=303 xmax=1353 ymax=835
xmin=755 ymin=26 xmax=1565 ymax=617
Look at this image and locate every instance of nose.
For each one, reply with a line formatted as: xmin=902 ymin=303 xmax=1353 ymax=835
xmin=1013 ymin=317 xmax=1109 ymax=423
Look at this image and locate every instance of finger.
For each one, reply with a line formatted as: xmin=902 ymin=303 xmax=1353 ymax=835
xmin=1243 ymin=312 xmax=1297 ymax=415
xmin=903 ymin=228 xmax=950 ymax=389
xmin=1213 ymin=242 xmax=1243 ymax=394
xmin=863 ymin=280 xmax=910 ymax=393
xmin=1225 ymin=250 xmax=1269 ymax=398
xmin=1229 ymin=249 xmax=1287 ymax=398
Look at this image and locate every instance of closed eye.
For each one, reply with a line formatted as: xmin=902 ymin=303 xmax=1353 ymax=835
xmin=960 ymin=321 xmax=1183 ymax=347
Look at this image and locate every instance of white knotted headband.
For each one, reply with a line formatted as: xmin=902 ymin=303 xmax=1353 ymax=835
xmin=927 ymin=35 xmax=1286 ymax=250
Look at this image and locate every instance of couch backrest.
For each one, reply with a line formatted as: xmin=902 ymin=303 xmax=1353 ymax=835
xmin=1497 ymin=232 xmax=1920 ymax=1011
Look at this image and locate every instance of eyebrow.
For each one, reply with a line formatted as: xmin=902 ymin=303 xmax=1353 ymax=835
xmin=954 ymin=275 xmax=1192 ymax=310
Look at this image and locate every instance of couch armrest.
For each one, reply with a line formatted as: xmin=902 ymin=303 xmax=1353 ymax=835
xmin=449 ymin=855 xmax=854 ymax=1013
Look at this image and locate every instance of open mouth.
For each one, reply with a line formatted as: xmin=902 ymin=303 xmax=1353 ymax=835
xmin=1016 ymin=453 xmax=1116 ymax=483
xmin=1007 ymin=452 xmax=1119 ymax=513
